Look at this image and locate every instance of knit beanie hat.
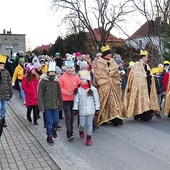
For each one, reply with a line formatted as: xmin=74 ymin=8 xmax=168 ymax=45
xmin=79 ymin=61 xmax=88 ymax=70
xmin=26 ymin=63 xmax=35 ymax=72
xmin=75 ymin=52 xmax=82 ymax=58
xmin=33 ymin=61 xmax=41 ymax=68
xmin=19 ymin=57 xmax=25 ymax=62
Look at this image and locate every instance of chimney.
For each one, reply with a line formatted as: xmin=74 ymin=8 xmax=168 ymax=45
xmin=3 ymin=29 xmax=6 ymax=34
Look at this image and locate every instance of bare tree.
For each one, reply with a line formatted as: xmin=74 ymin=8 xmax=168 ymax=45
xmin=51 ymin=0 xmax=133 ymax=51
xmin=130 ymin=0 xmax=170 ymax=60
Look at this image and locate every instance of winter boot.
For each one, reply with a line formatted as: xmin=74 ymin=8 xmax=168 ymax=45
xmin=52 ymin=129 xmax=57 ymax=138
xmin=2 ymin=119 xmax=7 ymax=127
xmin=79 ymin=131 xmax=84 ymax=138
xmin=47 ymin=135 xmax=54 ymax=145
xmin=0 ymin=119 xmax=3 ymax=137
xmin=86 ymin=135 xmax=92 ymax=146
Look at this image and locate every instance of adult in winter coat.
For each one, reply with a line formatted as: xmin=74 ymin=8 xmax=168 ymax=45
xmin=0 ymin=54 xmax=13 ymax=127
xmin=12 ymin=57 xmax=26 ymax=104
xmin=22 ymin=63 xmax=40 ymax=125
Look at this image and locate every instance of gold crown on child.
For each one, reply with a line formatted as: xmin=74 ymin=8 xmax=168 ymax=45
xmin=79 ymin=70 xmax=90 ymax=77
xmin=0 ymin=54 xmax=7 ymax=63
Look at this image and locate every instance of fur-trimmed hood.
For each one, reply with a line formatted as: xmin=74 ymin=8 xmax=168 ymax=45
xmin=40 ymin=73 xmax=58 ymax=81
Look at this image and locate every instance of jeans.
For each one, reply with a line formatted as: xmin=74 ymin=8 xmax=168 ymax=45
xmin=0 ymin=101 xmax=7 ymax=119
xmin=18 ymin=81 xmax=25 ymax=100
xmin=45 ymin=109 xmax=59 ymax=136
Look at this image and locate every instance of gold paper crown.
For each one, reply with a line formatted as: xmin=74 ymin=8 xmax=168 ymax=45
xmin=163 ymin=60 xmax=170 ymax=65
xmin=0 ymin=54 xmax=7 ymax=64
xmin=79 ymin=70 xmax=90 ymax=77
xmin=79 ymin=70 xmax=91 ymax=80
xmin=151 ymin=67 xmax=159 ymax=74
xmin=100 ymin=45 xmax=110 ymax=53
xmin=140 ymin=50 xmax=148 ymax=56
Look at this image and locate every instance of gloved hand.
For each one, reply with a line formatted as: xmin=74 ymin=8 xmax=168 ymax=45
xmin=95 ymin=110 xmax=100 ymax=115
xmin=73 ymin=110 xmax=79 ymax=116
xmin=12 ymin=82 xmax=15 ymax=87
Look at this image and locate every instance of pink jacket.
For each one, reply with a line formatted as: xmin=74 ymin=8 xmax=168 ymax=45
xmin=58 ymin=72 xmax=80 ymax=101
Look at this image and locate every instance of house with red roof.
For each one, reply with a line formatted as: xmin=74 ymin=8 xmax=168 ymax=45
xmin=38 ymin=44 xmax=51 ymax=51
xmin=86 ymin=28 xmax=125 ymax=50
xmin=125 ymin=17 xmax=163 ymax=53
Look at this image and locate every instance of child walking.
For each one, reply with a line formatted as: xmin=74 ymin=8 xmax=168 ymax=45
xmin=22 ymin=63 xmax=40 ymax=125
xmin=73 ymin=70 xmax=100 ymax=146
xmin=38 ymin=61 xmax=63 ymax=144
xmin=58 ymin=60 xmax=80 ymax=141
xmin=152 ymin=67 xmax=163 ymax=118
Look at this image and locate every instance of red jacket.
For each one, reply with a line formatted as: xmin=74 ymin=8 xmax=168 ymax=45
xmin=58 ymin=72 xmax=80 ymax=101
xmin=163 ymin=72 xmax=169 ymax=92
xmin=22 ymin=75 xmax=39 ymax=106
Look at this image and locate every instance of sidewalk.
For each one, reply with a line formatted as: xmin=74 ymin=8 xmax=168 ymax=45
xmin=0 ymin=90 xmax=61 ymax=170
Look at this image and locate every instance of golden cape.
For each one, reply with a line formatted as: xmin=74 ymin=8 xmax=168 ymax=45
xmin=93 ymin=57 xmax=123 ymax=125
xmin=123 ymin=61 xmax=160 ymax=117
xmin=164 ymin=85 xmax=170 ymax=115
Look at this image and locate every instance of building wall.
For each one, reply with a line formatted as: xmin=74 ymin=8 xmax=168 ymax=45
xmin=0 ymin=33 xmax=26 ymax=55
xmin=125 ymin=36 xmax=161 ymax=52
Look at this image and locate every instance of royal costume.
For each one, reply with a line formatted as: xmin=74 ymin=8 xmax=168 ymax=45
xmin=123 ymin=51 xmax=160 ymax=120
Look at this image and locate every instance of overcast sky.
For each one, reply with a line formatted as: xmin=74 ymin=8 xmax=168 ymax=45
xmin=0 ymin=0 xmax=146 ymax=51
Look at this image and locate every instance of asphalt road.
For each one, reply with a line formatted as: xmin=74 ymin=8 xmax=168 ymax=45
xmin=9 ymin=90 xmax=170 ymax=170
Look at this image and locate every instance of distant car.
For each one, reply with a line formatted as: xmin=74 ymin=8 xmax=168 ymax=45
xmin=0 ymin=119 xmax=3 ymax=137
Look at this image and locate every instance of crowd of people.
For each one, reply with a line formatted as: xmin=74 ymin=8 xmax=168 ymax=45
xmin=0 ymin=46 xmax=170 ymax=146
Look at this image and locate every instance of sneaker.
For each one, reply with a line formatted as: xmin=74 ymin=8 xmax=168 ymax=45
xmin=52 ymin=129 xmax=57 ymax=138
xmin=67 ymin=132 xmax=74 ymax=141
xmin=47 ymin=136 xmax=54 ymax=145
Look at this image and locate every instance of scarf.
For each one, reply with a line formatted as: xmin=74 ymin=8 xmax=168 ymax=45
xmin=80 ymin=83 xmax=89 ymax=90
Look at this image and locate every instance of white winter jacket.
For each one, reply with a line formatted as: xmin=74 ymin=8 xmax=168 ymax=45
xmin=73 ymin=86 xmax=100 ymax=116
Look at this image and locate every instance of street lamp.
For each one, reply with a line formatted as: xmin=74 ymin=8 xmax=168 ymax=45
xmin=6 ymin=46 xmax=13 ymax=56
